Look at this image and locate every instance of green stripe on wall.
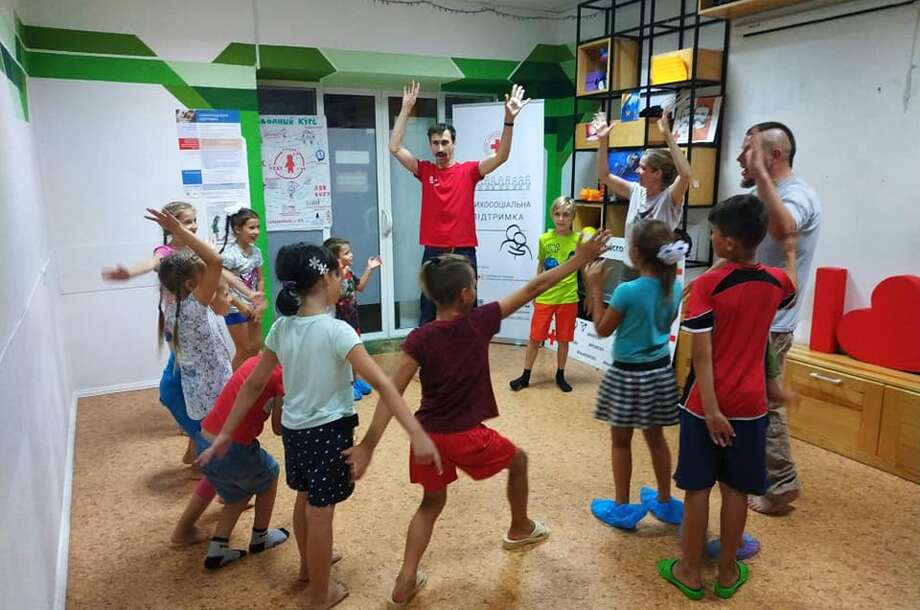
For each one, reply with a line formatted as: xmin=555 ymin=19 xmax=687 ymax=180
xmin=21 ymin=25 xmax=156 ymax=56
xmin=239 ymin=110 xmax=274 ymax=332
xmin=257 ymin=45 xmax=335 ymax=81
xmin=213 ymin=43 xmax=256 ymax=67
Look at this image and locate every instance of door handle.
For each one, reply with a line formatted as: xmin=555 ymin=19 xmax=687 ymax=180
xmin=809 ymin=372 xmax=842 ymax=386
xmin=381 ymin=209 xmax=392 ymax=237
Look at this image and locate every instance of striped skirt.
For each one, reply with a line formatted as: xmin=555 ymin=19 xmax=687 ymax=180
xmin=594 ymin=356 xmax=679 ymax=429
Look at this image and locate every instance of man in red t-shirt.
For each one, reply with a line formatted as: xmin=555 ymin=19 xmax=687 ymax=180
xmin=389 ymin=80 xmax=530 ymax=324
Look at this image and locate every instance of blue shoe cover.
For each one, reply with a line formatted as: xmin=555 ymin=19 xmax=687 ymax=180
xmin=590 ymin=498 xmax=648 ymax=530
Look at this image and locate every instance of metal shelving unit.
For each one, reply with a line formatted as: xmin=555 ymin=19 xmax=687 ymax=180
xmin=571 ymin=0 xmax=730 ymax=267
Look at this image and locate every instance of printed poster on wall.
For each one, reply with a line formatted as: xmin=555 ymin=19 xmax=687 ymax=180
xmin=176 ymin=109 xmax=251 ymax=246
xmin=259 ymin=115 xmax=332 ymax=232
xmin=453 ymin=100 xmax=546 ymax=342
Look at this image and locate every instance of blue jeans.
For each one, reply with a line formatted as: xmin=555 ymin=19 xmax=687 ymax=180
xmin=419 ymin=246 xmax=478 ymax=325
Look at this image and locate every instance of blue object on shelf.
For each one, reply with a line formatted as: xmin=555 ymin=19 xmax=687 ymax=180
xmin=608 ymin=149 xmax=642 ymax=183
xmin=621 ymin=92 xmax=640 ymax=121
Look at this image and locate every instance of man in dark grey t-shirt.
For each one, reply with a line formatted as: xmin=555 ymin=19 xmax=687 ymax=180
xmin=739 ymin=122 xmax=822 ymax=515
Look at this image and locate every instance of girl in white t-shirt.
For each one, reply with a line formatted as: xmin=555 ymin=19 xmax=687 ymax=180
xmin=198 ymin=242 xmax=440 ymax=609
xmin=147 ymin=207 xmax=234 ymax=546
xmin=593 ymin=111 xmax=693 ymax=276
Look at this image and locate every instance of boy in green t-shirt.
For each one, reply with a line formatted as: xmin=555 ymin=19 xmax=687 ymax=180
xmin=510 ymin=196 xmax=582 ymax=393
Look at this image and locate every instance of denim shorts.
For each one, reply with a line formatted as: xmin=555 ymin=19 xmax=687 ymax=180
xmin=159 ymin=351 xmax=199 ymax=437
xmin=195 ymin=432 xmax=279 ymax=503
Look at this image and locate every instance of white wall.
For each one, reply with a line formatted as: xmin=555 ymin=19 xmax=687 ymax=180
xmin=720 ymin=0 xmax=920 ymax=340
xmin=0 ymin=1 xmax=74 ymax=607
xmin=21 ymin=0 xmax=558 ymax=61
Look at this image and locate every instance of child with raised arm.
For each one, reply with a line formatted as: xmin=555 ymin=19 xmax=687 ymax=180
xmin=658 ymin=195 xmax=795 ymax=600
xmin=583 ymin=220 xmax=687 ymax=530
xmin=594 ymin=110 xmax=692 ymax=280
xmin=345 ymin=230 xmax=611 ymax=608
xmin=323 ymin=237 xmax=382 ymax=400
xmin=509 ymin=196 xmax=581 ymax=393
xmin=197 ymin=242 xmax=440 ymax=610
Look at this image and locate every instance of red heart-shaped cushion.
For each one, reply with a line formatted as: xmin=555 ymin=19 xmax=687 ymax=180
xmin=836 ymin=275 xmax=920 ymax=373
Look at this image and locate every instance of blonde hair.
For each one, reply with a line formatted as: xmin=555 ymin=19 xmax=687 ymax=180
xmin=630 ymin=220 xmax=678 ymax=301
xmin=641 ymin=149 xmax=677 ymax=187
xmin=550 ymin=196 xmax=575 ymax=217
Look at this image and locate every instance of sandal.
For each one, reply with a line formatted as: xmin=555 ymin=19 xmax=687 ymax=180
xmin=387 ymin=571 xmax=427 ymax=609
xmin=502 ymin=520 xmax=550 ymax=550
xmin=657 ymin=558 xmax=704 ymax=601
xmin=714 ymin=561 xmax=750 ymax=599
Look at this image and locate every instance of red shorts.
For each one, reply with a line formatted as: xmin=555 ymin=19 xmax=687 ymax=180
xmin=530 ymin=302 xmax=577 ymax=342
xmin=409 ymin=425 xmax=516 ymax=491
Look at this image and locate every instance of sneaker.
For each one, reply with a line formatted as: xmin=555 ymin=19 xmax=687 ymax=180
xmin=706 ymin=533 xmax=761 ymax=560
xmin=640 ymin=486 xmax=684 ymax=525
xmin=354 ymin=378 xmax=373 ymax=395
xmin=352 ymin=385 xmax=363 ymax=401
xmin=590 ymin=498 xmax=648 ymax=530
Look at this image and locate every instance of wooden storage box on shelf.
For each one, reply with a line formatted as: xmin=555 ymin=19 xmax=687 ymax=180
xmin=650 ymin=48 xmax=723 ymax=84
xmin=576 ymin=39 xmax=611 ymax=97
xmin=604 ymin=204 xmax=628 ymax=237
xmin=574 ymin=204 xmax=603 ymax=232
xmin=611 ymin=118 xmax=667 ymax=148
xmin=786 ymin=346 xmax=920 ymax=483
xmin=575 ymin=122 xmax=599 ymax=150
xmin=684 ymin=147 xmax=716 ymax=206
xmin=576 ymin=38 xmax=639 ymax=97
xmin=699 ymin=0 xmax=813 ymax=20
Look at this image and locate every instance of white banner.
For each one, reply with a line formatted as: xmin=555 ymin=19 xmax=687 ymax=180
xmin=548 ymin=243 xmax=685 ymax=369
xmin=259 ymin=115 xmax=332 ymax=232
xmin=452 ymin=100 xmax=546 ymax=342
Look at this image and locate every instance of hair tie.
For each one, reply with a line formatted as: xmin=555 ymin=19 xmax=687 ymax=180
xmin=282 ymin=280 xmax=298 ymax=291
xmin=657 ymin=240 xmax=689 ymax=265
xmin=308 ymin=256 xmax=329 ymax=276
xmin=224 ymin=203 xmax=244 ymax=216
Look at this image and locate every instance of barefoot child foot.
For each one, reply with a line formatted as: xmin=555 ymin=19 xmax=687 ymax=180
xmin=298 ymin=551 xmax=343 ymax=582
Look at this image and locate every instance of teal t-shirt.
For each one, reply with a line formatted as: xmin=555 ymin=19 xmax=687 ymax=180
xmin=535 ymin=230 xmax=580 ymax=305
xmin=610 ymin=276 xmax=681 ymax=363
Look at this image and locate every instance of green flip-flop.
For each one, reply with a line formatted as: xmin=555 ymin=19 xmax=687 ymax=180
xmin=657 ymin=558 xmax=704 ymax=601
xmin=714 ymin=561 xmax=750 ymax=599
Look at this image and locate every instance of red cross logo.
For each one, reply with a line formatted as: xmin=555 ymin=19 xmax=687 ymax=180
xmin=490 ymin=138 xmax=501 ymax=154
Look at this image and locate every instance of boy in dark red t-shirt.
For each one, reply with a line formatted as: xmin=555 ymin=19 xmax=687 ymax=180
xmin=658 ymin=195 xmax=795 ymax=601
xmin=345 ymin=231 xmax=611 ymax=607
xmin=193 ymin=355 xmax=289 ymax=570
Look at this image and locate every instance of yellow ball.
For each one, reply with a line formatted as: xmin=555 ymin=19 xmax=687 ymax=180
xmin=580 ymin=226 xmax=597 ymax=241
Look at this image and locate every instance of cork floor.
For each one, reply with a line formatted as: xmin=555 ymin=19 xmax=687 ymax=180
xmin=68 ymin=344 xmax=919 ymax=609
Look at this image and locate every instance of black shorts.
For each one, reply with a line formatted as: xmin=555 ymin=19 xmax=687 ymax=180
xmin=674 ymin=408 xmax=768 ymax=496
xmin=282 ymin=414 xmax=358 ymax=507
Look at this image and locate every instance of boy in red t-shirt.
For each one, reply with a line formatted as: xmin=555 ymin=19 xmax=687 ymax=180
xmin=193 ymin=355 xmax=289 ymax=570
xmin=344 ymin=230 xmax=610 ymax=607
xmin=658 ymin=195 xmax=795 ymax=600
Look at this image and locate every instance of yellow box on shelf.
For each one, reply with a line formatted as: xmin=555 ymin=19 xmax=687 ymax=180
xmin=575 ymin=122 xmax=599 ymax=150
xmin=651 ymin=48 xmax=723 ymax=84
xmin=611 ymin=118 xmax=667 ymax=148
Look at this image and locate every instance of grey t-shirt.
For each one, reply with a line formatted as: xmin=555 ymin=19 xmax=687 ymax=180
xmin=754 ymin=175 xmax=822 ymax=333
xmin=623 ymin=182 xmax=682 ymax=268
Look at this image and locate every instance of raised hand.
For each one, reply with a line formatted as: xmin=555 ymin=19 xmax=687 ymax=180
xmin=592 ymin=111 xmax=613 ymax=139
xmin=401 ymin=80 xmax=420 ymax=112
xmin=367 ymin=255 xmax=382 ymax=270
xmin=583 ymin=259 xmax=606 ymax=290
xmin=575 ymin=228 xmax=612 ymax=262
xmin=145 ymin=207 xmax=182 ymax=235
xmin=657 ymin=111 xmax=672 ymax=138
xmin=101 ymin=265 xmax=131 ymax=281
xmin=504 ymin=84 xmax=530 ymax=123
xmin=743 ymin=129 xmax=769 ymax=179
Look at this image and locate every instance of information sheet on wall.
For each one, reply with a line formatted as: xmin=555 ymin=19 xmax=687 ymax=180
xmin=259 ymin=115 xmax=332 ymax=232
xmin=452 ymin=100 xmax=546 ymax=342
xmin=176 ymin=109 xmax=251 ymax=246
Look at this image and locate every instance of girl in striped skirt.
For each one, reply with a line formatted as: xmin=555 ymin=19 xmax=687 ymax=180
xmin=582 ymin=220 xmax=688 ymax=530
